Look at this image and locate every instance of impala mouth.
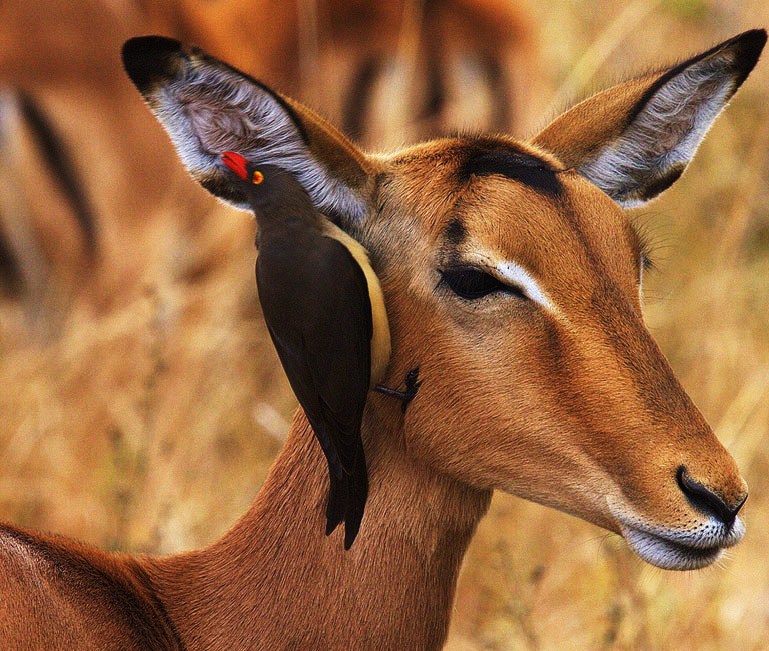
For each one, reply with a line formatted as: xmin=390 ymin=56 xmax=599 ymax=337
xmin=616 ymin=517 xmax=745 ymax=571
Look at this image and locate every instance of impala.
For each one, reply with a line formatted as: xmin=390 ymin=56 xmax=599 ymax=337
xmin=0 ymin=0 xmax=536 ymax=314
xmin=0 ymin=0 xmax=204 ymax=317
xmin=143 ymin=0 xmax=539 ymax=147
xmin=0 ymin=29 xmax=763 ymax=650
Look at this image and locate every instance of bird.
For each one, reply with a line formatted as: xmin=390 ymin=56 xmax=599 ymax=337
xmin=220 ymin=151 xmax=401 ymax=549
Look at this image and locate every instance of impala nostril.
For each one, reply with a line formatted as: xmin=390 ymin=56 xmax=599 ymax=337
xmin=676 ymin=467 xmax=747 ymax=527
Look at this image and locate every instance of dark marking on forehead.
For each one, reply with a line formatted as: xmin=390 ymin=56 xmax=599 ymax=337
xmin=444 ymin=218 xmax=466 ymax=247
xmin=459 ymin=142 xmax=562 ymax=197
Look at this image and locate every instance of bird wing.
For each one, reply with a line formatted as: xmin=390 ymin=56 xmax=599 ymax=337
xmin=258 ymin=236 xmax=373 ymax=474
xmin=263 ymin=320 xmax=345 ymax=475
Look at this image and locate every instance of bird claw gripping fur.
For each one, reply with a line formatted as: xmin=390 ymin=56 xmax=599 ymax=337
xmin=375 ymin=367 xmax=422 ymax=413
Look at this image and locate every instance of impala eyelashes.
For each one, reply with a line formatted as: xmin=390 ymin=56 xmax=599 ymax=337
xmin=438 ymin=267 xmax=527 ymax=301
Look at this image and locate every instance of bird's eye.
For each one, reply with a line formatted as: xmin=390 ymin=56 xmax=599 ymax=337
xmin=252 ymin=170 xmax=264 ymax=185
xmin=439 ymin=267 xmax=524 ymax=300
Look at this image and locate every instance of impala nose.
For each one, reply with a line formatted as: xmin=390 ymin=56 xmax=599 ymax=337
xmin=677 ymin=467 xmax=747 ymax=527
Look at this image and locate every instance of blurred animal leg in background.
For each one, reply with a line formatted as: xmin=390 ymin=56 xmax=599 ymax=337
xmin=139 ymin=0 xmax=546 ymax=148
xmin=0 ymin=88 xmax=97 ymax=328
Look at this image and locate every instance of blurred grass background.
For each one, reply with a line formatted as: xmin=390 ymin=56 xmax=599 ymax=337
xmin=1 ymin=1 xmax=768 ymax=649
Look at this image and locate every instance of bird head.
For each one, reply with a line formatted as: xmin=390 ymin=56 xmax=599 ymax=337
xmin=221 ymin=151 xmax=297 ymax=188
xmin=221 ymin=151 xmax=262 ymax=184
xmin=220 ymin=152 xmax=307 ymax=209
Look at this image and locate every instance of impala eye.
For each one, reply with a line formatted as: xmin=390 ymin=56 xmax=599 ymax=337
xmin=439 ymin=267 xmax=525 ymax=301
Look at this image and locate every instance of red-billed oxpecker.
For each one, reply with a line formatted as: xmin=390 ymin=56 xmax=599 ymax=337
xmin=221 ymin=152 xmax=418 ymax=548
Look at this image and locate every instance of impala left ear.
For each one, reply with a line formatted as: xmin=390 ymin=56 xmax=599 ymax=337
xmin=121 ymin=36 xmax=373 ymax=226
xmin=532 ymin=29 xmax=766 ymax=206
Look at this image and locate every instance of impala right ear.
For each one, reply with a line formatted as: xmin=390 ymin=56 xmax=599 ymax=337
xmin=532 ymin=29 xmax=766 ymax=207
xmin=121 ymin=36 xmax=372 ymax=224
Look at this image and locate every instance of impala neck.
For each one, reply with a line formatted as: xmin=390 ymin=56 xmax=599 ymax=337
xmin=149 ymin=399 xmax=491 ymax=651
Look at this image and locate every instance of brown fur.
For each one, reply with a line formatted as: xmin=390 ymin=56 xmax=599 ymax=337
xmin=0 ymin=0 xmax=539 ymax=324
xmin=0 ymin=0 xmax=214 ymax=323
xmin=143 ymin=0 xmax=542 ymax=146
xmin=0 ymin=32 xmax=761 ymax=649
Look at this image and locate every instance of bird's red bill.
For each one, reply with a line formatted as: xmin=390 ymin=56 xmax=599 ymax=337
xmin=221 ymin=151 xmax=248 ymax=180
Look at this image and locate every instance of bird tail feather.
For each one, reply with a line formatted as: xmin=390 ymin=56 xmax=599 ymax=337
xmin=324 ymin=440 xmax=369 ymax=549
xmin=325 ymin=466 xmax=345 ymax=536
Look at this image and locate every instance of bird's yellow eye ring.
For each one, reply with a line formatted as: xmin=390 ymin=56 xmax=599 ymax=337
xmin=252 ymin=170 xmax=264 ymax=185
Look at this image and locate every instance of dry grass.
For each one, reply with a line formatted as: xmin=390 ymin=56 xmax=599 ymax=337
xmin=1 ymin=1 xmax=769 ymax=649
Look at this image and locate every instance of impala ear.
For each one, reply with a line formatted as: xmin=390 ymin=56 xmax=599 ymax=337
xmin=532 ymin=29 xmax=766 ymax=206
xmin=121 ymin=36 xmax=372 ymax=224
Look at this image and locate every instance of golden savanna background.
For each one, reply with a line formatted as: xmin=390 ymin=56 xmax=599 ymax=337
xmin=1 ymin=0 xmax=769 ymax=648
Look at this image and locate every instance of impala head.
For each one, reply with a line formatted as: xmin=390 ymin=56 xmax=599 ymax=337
xmin=123 ymin=31 xmax=765 ymax=570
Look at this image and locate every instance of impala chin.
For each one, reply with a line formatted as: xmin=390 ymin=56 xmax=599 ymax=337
xmin=609 ymin=505 xmax=746 ymax=570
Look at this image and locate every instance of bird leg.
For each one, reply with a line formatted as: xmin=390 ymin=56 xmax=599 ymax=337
xmin=374 ymin=367 xmax=422 ymax=413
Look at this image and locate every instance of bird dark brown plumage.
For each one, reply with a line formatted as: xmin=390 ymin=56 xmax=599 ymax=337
xmin=221 ymin=153 xmax=391 ymax=548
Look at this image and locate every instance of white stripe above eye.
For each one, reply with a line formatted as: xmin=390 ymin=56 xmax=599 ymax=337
xmin=461 ymin=248 xmax=556 ymax=312
xmin=495 ymin=260 xmax=554 ymax=311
